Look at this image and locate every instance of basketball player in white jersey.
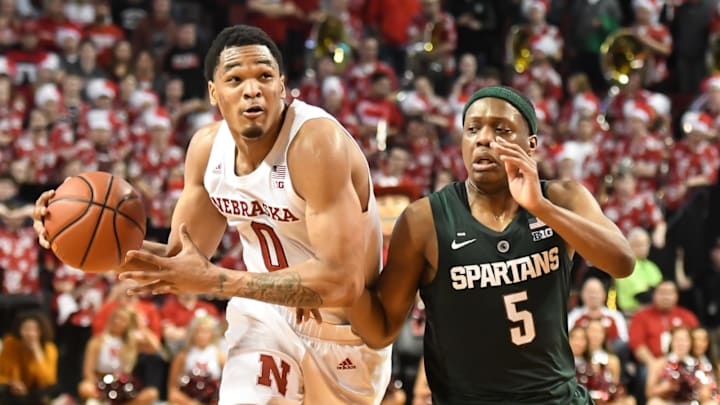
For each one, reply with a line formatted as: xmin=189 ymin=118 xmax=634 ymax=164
xmin=33 ymin=25 xmax=391 ymax=404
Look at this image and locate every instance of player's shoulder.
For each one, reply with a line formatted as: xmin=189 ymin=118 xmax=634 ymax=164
xmin=544 ymin=179 xmax=593 ymax=211
xmin=400 ymin=197 xmax=433 ymax=234
xmin=187 ymin=120 xmax=223 ymax=151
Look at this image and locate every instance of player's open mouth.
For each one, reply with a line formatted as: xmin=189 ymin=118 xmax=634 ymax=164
xmin=243 ymin=106 xmax=265 ymax=118
xmin=472 ymin=156 xmax=498 ymax=171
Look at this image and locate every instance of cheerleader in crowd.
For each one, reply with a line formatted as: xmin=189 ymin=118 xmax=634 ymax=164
xmin=584 ymin=319 xmax=635 ymax=405
xmin=167 ymin=315 xmax=225 ymax=405
xmin=646 ymin=326 xmax=716 ymax=405
xmin=570 ymin=326 xmax=590 ymax=371
xmin=78 ymin=306 xmax=159 ymax=405
xmin=692 ymin=327 xmax=719 ymax=405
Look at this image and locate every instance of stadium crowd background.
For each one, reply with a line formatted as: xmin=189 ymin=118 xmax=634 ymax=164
xmin=0 ymin=0 xmax=720 ymax=404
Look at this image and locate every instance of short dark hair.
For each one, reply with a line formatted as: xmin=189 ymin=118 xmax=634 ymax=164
xmin=11 ymin=310 xmax=54 ymax=346
xmin=204 ymin=25 xmax=284 ymax=82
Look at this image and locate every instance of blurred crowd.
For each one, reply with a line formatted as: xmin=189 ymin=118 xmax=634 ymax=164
xmin=1 ymin=0 xmax=720 ymax=404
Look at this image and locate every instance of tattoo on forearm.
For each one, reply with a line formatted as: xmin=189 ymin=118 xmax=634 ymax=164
xmin=218 ymin=273 xmax=227 ymax=294
xmin=240 ymin=272 xmax=323 ymax=307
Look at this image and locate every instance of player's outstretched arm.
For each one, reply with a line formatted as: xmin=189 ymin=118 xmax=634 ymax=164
xmin=348 ymin=199 xmax=432 ymax=349
xmin=540 ymin=179 xmax=635 ymax=278
xmin=491 ymin=136 xmax=634 ymax=278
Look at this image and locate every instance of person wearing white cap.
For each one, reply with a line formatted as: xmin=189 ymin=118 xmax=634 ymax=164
xmin=630 ymin=0 xmax=673 ymax=87
xmin=613 ymin=99 xmax=666 ymax=193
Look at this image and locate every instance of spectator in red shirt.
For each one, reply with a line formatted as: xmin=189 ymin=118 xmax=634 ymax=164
xmin=568 ymin=278 xmax=629 ymax=343
xmin=160 ymin=293 xmax=220 ymax=355
xmin=629 ymin=281 xmax=699 ymax=404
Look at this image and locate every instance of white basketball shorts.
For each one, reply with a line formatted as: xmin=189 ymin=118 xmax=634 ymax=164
xmin=219 ymin=297 xmax=392 ymax=405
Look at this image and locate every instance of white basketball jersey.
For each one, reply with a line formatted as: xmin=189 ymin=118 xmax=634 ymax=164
xmin=95 ymin=334 xmax=123 ymax=374
xmin=204 ymin=98 xmax=381 ymax=282
xmin=184 ymin=345 xmax=222 ymax=379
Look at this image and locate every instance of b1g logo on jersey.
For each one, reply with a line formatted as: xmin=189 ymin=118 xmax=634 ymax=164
xmin=272 ymin=165 xmax=286 ymax=189
xmin=531 ymin=228 xmax=553 ymax=242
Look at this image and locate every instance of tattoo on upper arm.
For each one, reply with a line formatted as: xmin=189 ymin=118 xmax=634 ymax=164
xmin=240 ymin=272 xmax=323 ymax=307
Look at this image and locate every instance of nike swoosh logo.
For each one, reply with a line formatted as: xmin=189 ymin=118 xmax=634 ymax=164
xmin=451 ymin=239 xmax=477 ymax=250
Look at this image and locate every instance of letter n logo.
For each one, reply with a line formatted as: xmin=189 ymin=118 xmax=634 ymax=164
xmin=257 ymin=354 xmax=290 ymax=396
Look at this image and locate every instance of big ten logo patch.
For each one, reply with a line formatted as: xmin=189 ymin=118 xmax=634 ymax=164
xmin=257 ymin=354 xmax=291 ymax=396
xmin=531 ymin=228 xmax=554 ymax=242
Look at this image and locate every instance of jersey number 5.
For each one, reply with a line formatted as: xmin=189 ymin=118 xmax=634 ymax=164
xmin=251 ymin=222 xmax=289 ymax=271
xmin=503 ymin=291 xmax=536 ymax=346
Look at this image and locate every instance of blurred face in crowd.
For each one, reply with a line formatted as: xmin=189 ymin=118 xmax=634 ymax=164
xmin=370 ymin=76 xmax=391 ymax=98
xmin=708 ymin=88 xmax=720 ymax=112
xmin=109 ymin=308 xmax=133 ymax=336
xmin=669 ymin=327 xmax=692 ymax=357
xmin=0 ymin=0 xmax=15 ymax=16
xmin=386 ymin=147 xmax=410 ymax=176
xmin=691 ymin=328 xmax=709 ymax=357
xmin=421 ymin=0 xmax=440 ymax=18
xmin=653 ymin=281 xmax=678 ymax=312
xmin=358 ymin=38 xmax=379 ymax=63
xmin=0 ymin=177 xmax=17 ymax=200
xmin=165 ymin=78 xmax=184 ymax=102
xmin=177 ymin=23 xmax=196 ymax=48
xmin=581 ymin=278 xmax=606 ymax=309
xmin=119 ymin=74 xmax=138 ymax=101
xmin=614 ymin=174 xmax=636 ymax=198
xmin=19 ymin=318 xmax=41 ymax=345
xmin=569 ymin=327 xmax=587 ymax=357
xmin=711 ymin=241 xmax=720 ymax=271
xmin=89 ymin=126 xmax=112 ymax=147
xmin=458 ymin=53 xmax=477 ymax=78
xmin=9 ymin=159 xmax=31 ymax=184
xmin=79 ymin=41 xmax=98 ymax=67
xmin=62 ymin=74 xmax=82 ymax=98
xmin=114 ymin=40 xmax=133 ymax=64
xmin=576 ymin=118 xmax=594 ymax=141
xmin=20 ymin=31 xmax=38 ymax=50
xmin=585 ymin=320 xmax=607 ymax=351
xmin=323 ymin=88 xmax=343 ymax=113
xmin=525 ymin=81 xmax=543 ymax=102
xmin=628 ymin=228 xmax=650 ymax=259
xmin=46 ymin=0 xmax=64 ymax=17
xmin=135 ymin=51 xmax=156 ymax=77
xmin=556 ymin=157 xmax=575 ymax=180
xmin=61 ymin=159 xmax=83 ymax=179
xmin=634 ymin=6 xmax=652 ymax=25
xmin=29 ymin=109 xmax=49 ymax=138
xmin=527 ymin=5 xmax=546 ymax=25
xmin=627 ymin=116 xmax=647 ymax=136
xmin=153 ymin=0 xmax=171 ymax=17
xmin=193 ymin=321 xmax=215 ymax=349
xmin=94 ymin=0 xmax=110 ymax=20
xmin=316 ymin=56 xmax=336 ymax=79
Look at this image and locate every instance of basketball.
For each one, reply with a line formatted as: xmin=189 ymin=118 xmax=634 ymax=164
xmin=44 ymin=172 xmax=147 ymax=273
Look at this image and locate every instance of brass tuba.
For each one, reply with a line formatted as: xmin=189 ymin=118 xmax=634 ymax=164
xmin=509 ymin=25 xmax=532 ymax=74
xmin=314 ymin=15 xmax=351 ymax=69
xmin=599 ymin=28 xmax=647 ymax=86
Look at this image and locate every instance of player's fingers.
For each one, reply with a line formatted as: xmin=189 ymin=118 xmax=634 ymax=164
xmin=125 ymin=280 xmax=163 ymax=296
xmin=33 ymin=190 xmax=54 ymax=218
xmin=311 ymin=309 xmax=323 ymax=324
xmin=125 ymin=249 xmax=166 ymax=267
xmin=499 ymin=155 xmax=536 ymax=174
xmin=33 ymin=220 xmax=51 ymax=249
xmin=118 ymin=270 xmax=163 ymax=283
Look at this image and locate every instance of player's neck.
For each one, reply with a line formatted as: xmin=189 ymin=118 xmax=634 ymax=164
xmin=465 ymin=180 xmax=519 ymax=222
xmin=234 ymin=105 xmax=288 ymax=174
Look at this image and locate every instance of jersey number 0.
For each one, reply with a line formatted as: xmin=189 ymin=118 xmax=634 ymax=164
xmin=251 ymin=221 xmax=289 ymax=271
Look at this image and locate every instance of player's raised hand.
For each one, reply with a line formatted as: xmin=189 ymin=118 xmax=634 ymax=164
xmin=120 ymin=223 xmax=215 ymax=295
xmin=32 ymin=189 xmax=55 ymax=249
xmin=490 ymin=137 xmax=543 ymax=212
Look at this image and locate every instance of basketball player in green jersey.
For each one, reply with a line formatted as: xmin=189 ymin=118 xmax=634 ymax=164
xmin=348 ymin=86 xmax=636 ymax=404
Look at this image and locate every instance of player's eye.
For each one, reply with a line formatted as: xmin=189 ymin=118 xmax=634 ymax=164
xmin=261 ymin=73 xmax=273 ymax=80
xmin=227 ymin=76 xmax=241 ymax=83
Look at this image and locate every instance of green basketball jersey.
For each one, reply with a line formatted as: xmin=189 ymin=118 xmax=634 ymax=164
xmin=420 ymin=182 xmax=585 ymax=404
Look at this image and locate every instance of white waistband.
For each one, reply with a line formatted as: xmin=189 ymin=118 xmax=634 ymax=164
xmin=281 ymin=309 xmax=364 ymax=345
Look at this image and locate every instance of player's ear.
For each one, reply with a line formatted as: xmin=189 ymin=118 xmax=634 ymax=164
xmin=279 ymin=75 xmax=286 ymax=99
xmin=208 ymin=81 xmax=217 ymax=106
xmin=527 ymin=135 xmax=538 ymax=155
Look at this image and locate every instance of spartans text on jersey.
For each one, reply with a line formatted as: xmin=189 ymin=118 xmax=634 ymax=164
xmin=210 ymin=197 xmax=300 ymax=222
xmin=450 ymin=246 xmax=560 ymax=290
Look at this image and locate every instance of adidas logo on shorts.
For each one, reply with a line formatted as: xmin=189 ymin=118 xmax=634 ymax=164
xmin=337 ymin=358 xmax=356 ymax=370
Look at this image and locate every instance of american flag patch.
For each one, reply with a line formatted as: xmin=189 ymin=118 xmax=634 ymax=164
xmin=271 ymin=165 xmax=287 ymax=179
xmin=528 ymin=216 xmax=546 ymax=230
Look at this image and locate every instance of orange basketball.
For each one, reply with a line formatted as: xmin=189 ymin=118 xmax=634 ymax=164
xmin=44 ymin=172 xmax=147 ymax=272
